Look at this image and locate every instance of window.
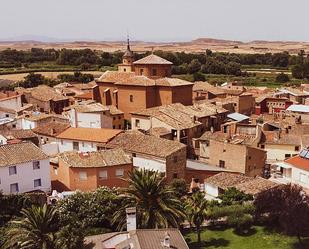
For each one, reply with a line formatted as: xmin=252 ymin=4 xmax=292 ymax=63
xmin=261 ymin=144 xmax=265 ymax=149
xmin=130 ymin=95 xmax=134 ymax=102
xmin=205 ymin=140 xmax=210 ymax=147
xmin=113 ymin=117 xmax=116 ymax=120
xmin=124 ymin=68 xmax=126 ymax=72
xmin=33 ymin=161 xmax=40 ymax=170
xmin=10 ymin=183 xmax=19 ymax=193
xmin=300 ymin=173 xmax=307 ymax=183
xmin=113 ymin=125 xmax=115 ymax=129
xmin=248 ymin=156 xmax=252 ymax=160
xmin=116 ymin=168 xmax=124 ymax=177
xmin=73 ymin=141 xmax=79 ymax=151
xmin=9 ymin=166 xmax=17 ymax=175
xmin=295 ymin=146 xmax=300 ymax=151
xmin=132 ymin=153 xmax=136 ymax=157
xmin=79 ymin=171 xmax=87 ymax=180
xmin=152 ymin=68 xmax=157 ymax=76
xmin=61 ymin=139 xmax=64 ymax=145
xmin=118 ymin=116 xmax=121 ymax=120
xmin=173 ymin=173 xmax=178 ymax=179
xmin=135 ymin=119 xmax=140 ymax=128
xmin=118 ymin=125 xmax=121 ymax=129
xmin=99 ymin=170 xmax=108 ymax=180
xmin=5 ymin=114 xmax=9 ymax=118
xmin=219 ymin=160 xmax=225 ymax=168
xmin=34 ymin=179 xmax=42 ymax=187
xmin=140 ymin=69 xmax=144 ymax=75
xmin=285 ymin=154 xmax=291 ymax=159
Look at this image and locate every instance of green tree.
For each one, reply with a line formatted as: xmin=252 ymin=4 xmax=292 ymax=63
xmin=20 ymin=73 xmax=47 ymax=88
xmin=3 ymin=204 xmax=59 ymax=249
xmin=193 ymin=72 xmax=206 ymax=81
xmin=185 ymin=192 xmax=208 ymax=244
xmin=276 ymin=72 xmax=290 ymax=83
xmin=170 ymin=178 xmax=188 ymax=198
xmin=188 ymin=59 xmax=202 ymax=74
xmin=219 ymin=187 xmax=253 ymax=206
xmin=113 ymin=169 xmax=185 ymax=230
xmin=255 ymin=184 xmax=309 ymax=248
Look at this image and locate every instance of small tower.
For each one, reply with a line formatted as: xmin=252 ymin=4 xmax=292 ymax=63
xmin=118 ymin=36 xmax=134 ymax=72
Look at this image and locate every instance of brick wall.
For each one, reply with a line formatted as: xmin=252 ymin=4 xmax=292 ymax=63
xmin=165 ymin=147 xmax=187 ymax=183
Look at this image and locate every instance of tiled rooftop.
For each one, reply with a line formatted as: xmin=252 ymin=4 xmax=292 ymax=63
xmin=0 ymin=142 xmax=48 ymax=167
xmin=107 ymin=130 xmax=186 ymax=158
xmin=58 ymin=148 xmax=131 ymax=168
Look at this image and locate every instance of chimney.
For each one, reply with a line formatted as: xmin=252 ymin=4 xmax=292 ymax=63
xmin=126 ymin=207 xmax=137 ymax=231
xmin=163 ymin=232 xmax=171 ymax=248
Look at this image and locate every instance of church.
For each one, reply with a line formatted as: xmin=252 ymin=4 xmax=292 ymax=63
xmin=93 ymin=39 xmax=193 ymax=120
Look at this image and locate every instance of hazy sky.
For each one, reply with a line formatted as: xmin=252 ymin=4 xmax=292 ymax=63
xmin=1 ymin=0 xmax=309 ymax=42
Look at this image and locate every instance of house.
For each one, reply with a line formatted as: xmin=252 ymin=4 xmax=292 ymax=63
xmin=286 ymin=104 xmax=309 ymax=124
xmin=0 ymin=129 xmax=40 ymax=146
xmin=93 ymin=42 xmax=193 ymax=119
xmin=32 ymin=121 xmax=70 ymax=156
xmin=63 ymin=100 xmax=124 ymax=129
xmin=275 ymin=87 xmax=309 ymax=104
xmin=51 ymin=148 xmax=132 ymax=191
xmin=0 ymin=92 xmax=22 ymax=119
xmin=271 ymin=148 xmax=309 ymax=189
xmin=212 ymin=93 xmax=255 ymax=116
xmin=84 ymin=206 xmax=189 ymax=249
xmin=17 ymin=111 xmax=69 ymax=130
xmin=32 ymin=121 xmax=70 ymax=144
xmin=198 ymin=131 xmax=266 ymax=176
xmin=107 ymin=130 xmax=187 ymax=183
xmin=193 ymin=81 xmax=226 ymax=102
xmin=185 ymin=159 xmax=235 ymax=185
xmin=0 ymin=142 xmax=50 ymax=194
xmin=204 ymin=172 xmax=279 ymax=199
xmin=56 ymin=127 xmax=122 ymax=153
xmin=17 ymin=85 xmax=70 ymax=114
xmin=63 ymin=101 xmax=113 ymax=129
xmin=131 ymin=103 xmax=228 ymax=157
xmin=85 ymin=229 xmax=189 ymax=249
xmin=259 ymin=130 xmax=309 ymax=163
xmin=255 ymin=96 xmax=293 ymax=115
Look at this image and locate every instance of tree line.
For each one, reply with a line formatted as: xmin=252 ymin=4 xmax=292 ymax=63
xmin=1 ymin=48 xmax=309 ymax=78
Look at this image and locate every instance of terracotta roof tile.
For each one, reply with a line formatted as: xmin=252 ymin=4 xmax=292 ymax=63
xmin=32 ymin=121 xmax=70 ymax=137
xmin=56 ymin=127 xmax=122 ymax=143
xmin=156 ymin=78 xmax=193 ymax=87
xmin=0 ymin=142 xmax=48 ymax=167
xmin=58 ymin=148 xmax=131 ymax=168
xmin=133 ymin=54 xmax=173 ymax=65
xmin=115 ymin=75 xmax=156 ymax=86
xmin=107 ymin=130 xmax=186 ymax=158
xmin=285 ymin=155 xmax=309 ymax=171
xmin=96 ymin=71 xmax=135 ymax=83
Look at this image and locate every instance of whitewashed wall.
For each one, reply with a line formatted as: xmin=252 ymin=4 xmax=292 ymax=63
xmin=133 ymin=156 xmax=166 ymax=172
xmin=0 ymin=159 xmax=50 ymax=194
xmin=0 ymin=95 xmax=22 ymax=110
xmin=57 ymin=139 xmax=97 ymax=153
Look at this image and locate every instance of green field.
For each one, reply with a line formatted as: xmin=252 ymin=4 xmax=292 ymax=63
xmin=184 ymin=226 xmax=309 ymax=249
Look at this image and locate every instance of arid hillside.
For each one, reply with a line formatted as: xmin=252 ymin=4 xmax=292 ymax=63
xmin=0 ymin=38 xmax=309 ymax=54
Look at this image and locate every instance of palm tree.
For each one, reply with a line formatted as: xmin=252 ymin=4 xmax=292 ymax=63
xmin=185 ymin=192 xmax=208 ymax=245
xmin=113 ymin=168 xmax=185 ymax=230
xmin=3 ymin=204 xmax=60 ymax=249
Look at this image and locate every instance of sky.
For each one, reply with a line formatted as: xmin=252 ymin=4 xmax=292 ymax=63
xmin=0 ymin=0 xmax=309 ymax=42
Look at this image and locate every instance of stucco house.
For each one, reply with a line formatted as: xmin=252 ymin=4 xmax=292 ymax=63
xmin=0 ymin=142 xmax=50 ymax=194
xmin=107 ymin=130 xmax=187 ymax=183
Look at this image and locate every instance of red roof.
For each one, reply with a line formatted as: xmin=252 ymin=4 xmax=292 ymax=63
xmin=285 ymin=156 xmax=309 ymax=171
